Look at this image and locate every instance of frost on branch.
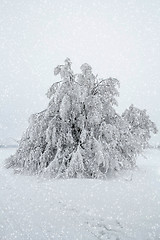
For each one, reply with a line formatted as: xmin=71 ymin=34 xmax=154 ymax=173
xmin=6 ymin=58 xmax=158 ymax=178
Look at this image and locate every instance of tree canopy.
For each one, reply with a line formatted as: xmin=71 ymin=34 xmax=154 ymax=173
xmin=6 ymin=58 xmax=158 ymax=178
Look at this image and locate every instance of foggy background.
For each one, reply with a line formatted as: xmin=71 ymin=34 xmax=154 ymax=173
xmin=0 ymin=0 xmax=160 ymax=144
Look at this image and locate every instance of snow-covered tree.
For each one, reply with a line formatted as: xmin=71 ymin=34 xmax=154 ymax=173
xmin=6 ymin=58 xmax=158 ymax=178
xmin=122 ymin=105 xmax=158 ymax=149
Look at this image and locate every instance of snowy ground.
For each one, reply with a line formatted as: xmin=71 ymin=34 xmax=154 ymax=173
xmin=0 ymin=148 xmax=160 ymax=240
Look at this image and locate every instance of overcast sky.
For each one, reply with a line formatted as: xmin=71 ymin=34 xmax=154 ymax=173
xmin=0 ymin=0 xmax=160 ymax=144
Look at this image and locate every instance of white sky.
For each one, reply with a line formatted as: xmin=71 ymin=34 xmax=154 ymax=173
xmin=0 ymin=0 xmax=160 ymax=144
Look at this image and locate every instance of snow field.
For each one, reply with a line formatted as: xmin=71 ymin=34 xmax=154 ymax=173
xmin=0 ymin=148 xmax=160 ymax=240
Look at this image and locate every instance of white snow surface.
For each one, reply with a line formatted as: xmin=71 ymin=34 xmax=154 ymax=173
xmin=0 ymin=148 xmax=160 ymax=240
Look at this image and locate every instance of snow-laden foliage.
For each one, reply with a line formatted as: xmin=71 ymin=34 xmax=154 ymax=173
xmin=6 ymin=58 xmax=158 ymax=178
